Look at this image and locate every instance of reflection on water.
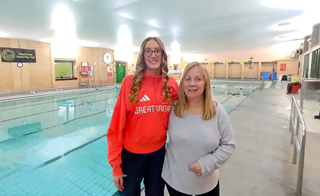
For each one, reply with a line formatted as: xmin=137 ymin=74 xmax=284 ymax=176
xmin=57 ymin=99 xmax=75 ymax=123
xmin=211 ymin=81 xmax=262 ymax=97
xmin=0 ymin=83 xmax=256 ymax=195
xmin=0 ymin=88 xmax=118 ymax=143
xmin=0 ymin=87 xmax=119 ymax=180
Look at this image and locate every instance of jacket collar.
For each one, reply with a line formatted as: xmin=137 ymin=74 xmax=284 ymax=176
xmin=143 ymin=70 xmax=163 ymax=80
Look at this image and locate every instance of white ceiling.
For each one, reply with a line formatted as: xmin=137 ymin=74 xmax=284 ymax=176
xmin=0 ymin=0 xmax=319 ymax=54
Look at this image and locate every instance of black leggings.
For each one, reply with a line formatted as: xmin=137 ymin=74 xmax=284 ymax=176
xmin=166 ymin=181 xmax=219 ymax=196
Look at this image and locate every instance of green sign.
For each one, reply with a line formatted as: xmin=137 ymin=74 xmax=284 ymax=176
xmin=0 ymin=47 xmax=36 ymax=63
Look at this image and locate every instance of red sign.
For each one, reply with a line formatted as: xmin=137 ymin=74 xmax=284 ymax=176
xmin=249 ymin=66 xmax=253 ymax=69
xmin=108 ymin=72 xmax=112 ymax=76
xmin=280 ymin=64 xmax=286 ymax=71
xmin=80 ymin=62 xmax=91 ymax=77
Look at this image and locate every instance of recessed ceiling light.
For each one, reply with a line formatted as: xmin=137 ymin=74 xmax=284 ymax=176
xmin=278 ymin=22 xmax=291 ymax=26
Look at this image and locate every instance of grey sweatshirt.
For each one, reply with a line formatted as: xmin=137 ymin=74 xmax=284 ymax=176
xmin=162 ymin=104 xmax=236 ymax=195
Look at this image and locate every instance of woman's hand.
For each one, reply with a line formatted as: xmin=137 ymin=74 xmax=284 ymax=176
xmin=113 ymin=175 xmax=124 ymax=191
xmin=189 ymin=161 xmax=202 ymax=176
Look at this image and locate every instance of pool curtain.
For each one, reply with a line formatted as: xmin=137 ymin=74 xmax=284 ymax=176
xmin=311 ymin=48 xmax=320 ymax=78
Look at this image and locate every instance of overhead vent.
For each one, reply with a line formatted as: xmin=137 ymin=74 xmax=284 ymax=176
xmin=278 ymin=22 xmax=290 ymax=26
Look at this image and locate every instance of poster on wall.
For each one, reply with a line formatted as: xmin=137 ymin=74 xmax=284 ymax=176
xmin=0 ymin=48 xmax=36 ymax=63
xmin=107 ymin=67 xmax=112 ymax=72
xmin=280 ymin=64 xmax=286 ymax=71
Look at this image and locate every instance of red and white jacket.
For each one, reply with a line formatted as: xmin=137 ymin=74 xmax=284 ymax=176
xmin=107 ymin=70 xmax=178 ymax=176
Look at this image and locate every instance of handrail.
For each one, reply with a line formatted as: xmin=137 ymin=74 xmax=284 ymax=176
xmin=260 ymin=76 xmax=265 ymax=90
xmin=300 ymin=78 xmax=320 ymax=113
xmin=289 ymin=96 xmax=307 ymax=196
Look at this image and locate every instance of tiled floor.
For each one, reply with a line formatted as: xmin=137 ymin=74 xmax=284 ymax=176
xmin=300 ymin=98 xmax=320 ymax=134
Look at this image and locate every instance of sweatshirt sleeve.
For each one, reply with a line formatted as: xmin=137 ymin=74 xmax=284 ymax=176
xmin=197 ymin=105 xmax=236 ymax=175
xmin=107 ymin=77 xmax=129 ymax=176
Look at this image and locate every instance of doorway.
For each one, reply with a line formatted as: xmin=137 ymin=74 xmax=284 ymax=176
xmin=115 ymin=61 xmax=126 ymax=83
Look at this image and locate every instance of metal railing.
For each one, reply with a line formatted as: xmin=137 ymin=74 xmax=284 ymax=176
xmin=289 ymin=96 xmax=307 ymax=196
xmin=260 ymin=77 xmax=265 ymax=90
xmin=300 ymin=78 xmax=320 ymax=113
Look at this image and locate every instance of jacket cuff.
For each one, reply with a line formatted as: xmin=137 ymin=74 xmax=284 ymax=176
xmin=112 ymin=166 xmax=123 ymax=176
xmin=197 ymin=158 xmax=210 ymax=176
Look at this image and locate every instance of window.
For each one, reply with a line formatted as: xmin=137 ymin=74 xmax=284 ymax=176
xmin=311 ymin=48 xmax=320 ymax=78
xmin=55 ymin=60 xmax=77 ymax=80
xmin=303 ymin=53 xmax=309 ymax=78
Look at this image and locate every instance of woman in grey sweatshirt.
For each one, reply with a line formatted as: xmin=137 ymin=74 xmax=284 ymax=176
xmin=162 ymin=62 xmax=236 ymax=196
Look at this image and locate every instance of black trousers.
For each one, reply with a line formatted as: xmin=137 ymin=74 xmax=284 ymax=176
xmin=166 ymin=181 xmax=220 ymax=196
xmin=119 ymin=147 xmax=165 ymax=196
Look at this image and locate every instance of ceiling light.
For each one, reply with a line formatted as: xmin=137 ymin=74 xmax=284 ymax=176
xmin=115 ymin=25 xmax=133 ymax=61
xmin=171 ymin=41 xmax=180 ymax=48
xmin=171 ymin=41 xmax=181 ymax=64
xmin=51 ymin=4 xmax=77 ymax=58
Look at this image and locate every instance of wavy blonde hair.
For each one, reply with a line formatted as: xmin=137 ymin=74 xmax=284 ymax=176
xmin=174 ymin=62 xmax=216 ymax=120
xmin=127 ymin=37 xmax=172 ymax=105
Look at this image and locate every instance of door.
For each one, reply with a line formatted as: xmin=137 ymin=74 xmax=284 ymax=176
xmin=116 ymin=62 xmax=126 ymax=83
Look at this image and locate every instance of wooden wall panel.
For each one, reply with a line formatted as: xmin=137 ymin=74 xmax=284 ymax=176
xmin=214 ymin=63 xmax=226 ymax=78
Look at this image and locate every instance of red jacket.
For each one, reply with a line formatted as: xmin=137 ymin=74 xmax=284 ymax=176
xmin=107 ymin=71 xmax=179 ymax=176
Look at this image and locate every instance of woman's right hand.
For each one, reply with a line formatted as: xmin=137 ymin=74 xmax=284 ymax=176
xmin=113 ymin=175 xmax=124 ymax=191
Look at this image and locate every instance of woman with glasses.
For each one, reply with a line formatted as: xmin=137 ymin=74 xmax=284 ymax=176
xmin=107 ymin=37 xmax=178 ymax=196
xmin=162 ymin=62 xmax=235 ymax=196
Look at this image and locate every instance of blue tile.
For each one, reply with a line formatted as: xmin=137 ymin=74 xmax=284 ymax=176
xmin=79 ymin=191 xmax=90 ymax=196
xmin=94 ymin=178 xmax=111 ymax=189
xmin=13 ymin=190 xmax=28 ymax=196
xmin=95 ymin=189 xmax=110 ymax=196
xmin=90 ymin=185 xmax=105 ymax=196
xmin=86 ymin=184 xmax=101 ymax=194
xmin=1 ymin=126 xmax=119 ymax=196
xmin=105 ymin=181 xmax=116 ymax=192
xmin=103 ymin=192 xmax=114 ymax=196
xmin=93 ymin=174 xmax=104 ymax=183
xmin=82 ymin=181 xmax=96 ymax=191
xmin=59 ymin=181 xmax=74 ymax=191
xmin=74 ymin=177 xmax=89 ymax=187
xmin=0 ymin=189 xmax=7 ymax=196
xmin=6 ymin=186 xmax=23 ymax=195
xmin=110 ymin=187 xmax=119 ymax=195
xmin=63 ymin=185 xmax=80 ymax=196
xmin=76 ymin=178 xmax=91 ymax=189
xmin=71 ymin=188 xmax=87 ymax=196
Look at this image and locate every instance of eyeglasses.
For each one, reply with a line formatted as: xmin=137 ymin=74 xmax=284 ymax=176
xmin=143 ymin=48 xmax=163 ymax=57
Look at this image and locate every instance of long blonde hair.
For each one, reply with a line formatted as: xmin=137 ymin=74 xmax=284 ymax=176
xmin=174 ymin=62 xmax=216 ymax=120
xmin=127 ymin=37 xmax=172 ymax=105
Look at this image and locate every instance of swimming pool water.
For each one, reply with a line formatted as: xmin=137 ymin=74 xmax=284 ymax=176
xmin=0 ymin=80 xmax=259 ymax=195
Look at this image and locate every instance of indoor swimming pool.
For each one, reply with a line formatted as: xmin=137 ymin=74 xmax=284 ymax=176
xmin=0 ymin=79 xmax=267 ymax=196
